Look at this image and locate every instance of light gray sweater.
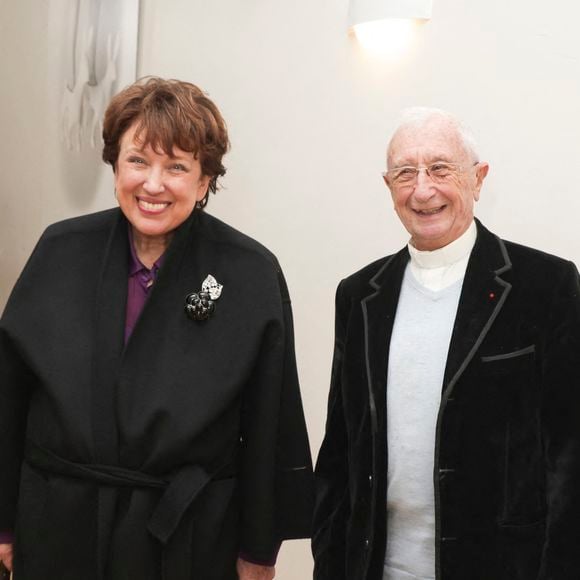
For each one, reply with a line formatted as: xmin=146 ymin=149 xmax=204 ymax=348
xmin=383 ymin=223 xmax=476 ymax=580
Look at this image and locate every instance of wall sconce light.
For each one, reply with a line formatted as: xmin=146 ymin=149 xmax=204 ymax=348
xmin=349 ymin=0 xmax=433 ymax=57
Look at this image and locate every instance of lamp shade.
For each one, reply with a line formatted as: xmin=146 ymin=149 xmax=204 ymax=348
xmin=348 ymin=0 xmax=432 ymax=26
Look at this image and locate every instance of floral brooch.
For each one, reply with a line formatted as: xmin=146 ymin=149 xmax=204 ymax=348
xmin=185 ymin=275 xmax=223 ymax=321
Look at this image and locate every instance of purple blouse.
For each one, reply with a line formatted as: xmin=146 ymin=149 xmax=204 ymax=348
xmin=124 ymin=229 xmax=165 ymax=343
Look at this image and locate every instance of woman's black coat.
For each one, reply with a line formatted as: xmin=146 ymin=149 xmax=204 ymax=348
xmin=313 ymin=221 xmax=580 ymax=580
xmin=0 ymin=208 xmax=313 ymax=579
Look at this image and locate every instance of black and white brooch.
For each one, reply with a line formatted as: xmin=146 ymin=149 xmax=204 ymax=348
xmin=185 ymin=275 xmax=223 ymax=321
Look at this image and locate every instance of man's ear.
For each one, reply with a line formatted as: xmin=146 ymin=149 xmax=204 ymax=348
xmin=473 ymin=162 xmax=489 ymax=201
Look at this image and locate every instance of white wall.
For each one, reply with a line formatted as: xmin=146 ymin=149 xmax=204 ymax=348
xmin=2 ymin=0 xmax=580 ymax=577
xmin=0 ymin=0 xmax=50 ymax=308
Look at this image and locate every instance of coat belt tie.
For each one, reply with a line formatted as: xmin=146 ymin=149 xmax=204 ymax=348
xmin=24 ymin=440 xmax=237 ymax=545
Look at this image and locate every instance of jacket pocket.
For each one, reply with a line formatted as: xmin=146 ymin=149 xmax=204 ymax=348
xmin=479 ymin=346 xmax=544 ymax=521
xmin=497 ymin=518 xmax=545 ymax=580
xmin=481 ymin=344 xmax=536 ymax=364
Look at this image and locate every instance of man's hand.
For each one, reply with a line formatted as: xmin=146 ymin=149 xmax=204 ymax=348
xmin=0 ymin=543 xmax=13 ymax=572
xmin=236 ymin=557 xmax=275 ymax=580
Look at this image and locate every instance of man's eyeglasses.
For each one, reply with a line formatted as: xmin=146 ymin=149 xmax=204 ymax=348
xmin=383 ymin=161 xmax=479 ymax=188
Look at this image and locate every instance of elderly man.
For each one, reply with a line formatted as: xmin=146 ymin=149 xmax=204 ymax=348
xmin=312 ymin=108 xmax=580 ymax=580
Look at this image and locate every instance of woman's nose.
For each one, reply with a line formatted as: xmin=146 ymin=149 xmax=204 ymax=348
xmin=143 ymin=168 xmax=165 ymax=194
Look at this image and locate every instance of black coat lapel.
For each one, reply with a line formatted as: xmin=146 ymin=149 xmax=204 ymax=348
xmin=361 ymin=249 xmax=409 ymax=434
xmin=91 ymin=210 xmax=129 ymax=465
xmin=442 ymin=220 xmax=513 ymax=398
xmin=120 ymin=210 xmax=198 ymax=361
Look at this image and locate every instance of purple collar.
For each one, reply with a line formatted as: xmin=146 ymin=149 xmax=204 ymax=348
xmin=128 ymin=227 xmax=165 ymax=275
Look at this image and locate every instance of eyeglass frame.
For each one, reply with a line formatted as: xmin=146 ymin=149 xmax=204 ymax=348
xmin=382 ymin=161 xmax=480 ymax=187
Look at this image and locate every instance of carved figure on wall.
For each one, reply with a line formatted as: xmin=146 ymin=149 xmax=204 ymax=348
xmin=60 ymin=0 xmax=132 ymax=151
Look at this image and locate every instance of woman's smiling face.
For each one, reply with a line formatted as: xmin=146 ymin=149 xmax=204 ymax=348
xmin=115 ymin=122 xmax=210 ymax=244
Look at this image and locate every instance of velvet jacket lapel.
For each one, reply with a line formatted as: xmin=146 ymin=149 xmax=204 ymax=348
xmin=360 ymin=248 xmax=409 ymax=436
xmin=441 ymin=220 xmax=513 ymax=400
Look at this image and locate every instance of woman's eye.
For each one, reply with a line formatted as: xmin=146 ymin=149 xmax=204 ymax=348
xmin=128 ymin=157 xmax=145 ymax=165
xmin=171 ymin=163 xmax=187 ymax=171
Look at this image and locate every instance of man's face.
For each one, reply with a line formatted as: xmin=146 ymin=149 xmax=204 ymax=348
xmin=384 ymin=118 xmax=488 ymax=251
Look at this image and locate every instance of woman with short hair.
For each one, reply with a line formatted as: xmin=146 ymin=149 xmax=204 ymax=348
xmin=0 ymin=77 xmax=313 ymax=580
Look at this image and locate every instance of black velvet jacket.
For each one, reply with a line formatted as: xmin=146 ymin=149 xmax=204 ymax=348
xmin=0 ymin=208 xmax=313 ymax=580
xmin=313 ymin=220 xmax=580 ymax=580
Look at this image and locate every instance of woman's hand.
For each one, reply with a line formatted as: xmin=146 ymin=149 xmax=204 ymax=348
xmin=0 ymin=543 xmax=13 ymax=572
xmin=236 ymin=557 xmax=275 ymax=580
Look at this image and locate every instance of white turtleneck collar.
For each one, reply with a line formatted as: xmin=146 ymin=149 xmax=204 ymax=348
xmin=406 ymin=221 xmax=477 ymax=292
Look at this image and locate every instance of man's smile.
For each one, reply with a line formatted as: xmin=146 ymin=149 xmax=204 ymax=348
xmin=413 ymin=205 xmax=446 ymax=216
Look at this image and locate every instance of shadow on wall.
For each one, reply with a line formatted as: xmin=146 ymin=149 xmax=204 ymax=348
xmin=60 ymin=146 xmax=107 ymax=209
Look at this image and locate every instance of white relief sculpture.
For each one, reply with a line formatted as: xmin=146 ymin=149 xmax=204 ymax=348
xmin=85 ymin=33 xmax=120 ymax=148
xmin=61 ymin=27 xmax=94 ymax=152
xmin=60 ymin=0 xmax=133 ymax=152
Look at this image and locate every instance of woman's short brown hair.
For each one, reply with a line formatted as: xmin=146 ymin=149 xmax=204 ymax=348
xmin=102 ymin=77 xmax=229 ymax=207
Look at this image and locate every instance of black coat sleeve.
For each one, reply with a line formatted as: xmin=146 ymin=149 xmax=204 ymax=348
xmin=0 ymin=230 xmax=47 ymax=535
xmin=312 ymin=280 xmax=350 ymax=580
xmin=238 ymin=267 xmax=313 ymax=562
xmin=0 ymin=328 xmax=34 ymax=533
xmin=538 ymin=261 xmax=580 ymax=577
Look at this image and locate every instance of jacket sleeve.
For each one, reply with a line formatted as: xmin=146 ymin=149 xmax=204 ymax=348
xmin=238 ymin=266 xmax=313 ymax=563
xmin=0 ymin=231 xmax=48 ymax=536
xmin=312 ymin=280 xmax=350 ymax=580
xmin=538 ymin=260 xmax=580 ymax=578
xmin=0 ymin=326 xmax=34 ymax=533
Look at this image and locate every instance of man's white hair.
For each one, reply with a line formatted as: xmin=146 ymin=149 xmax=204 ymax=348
xmin=387 ymin=106 xmax=480 ymax=163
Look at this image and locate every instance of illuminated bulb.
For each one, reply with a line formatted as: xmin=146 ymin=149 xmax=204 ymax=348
xmin=353 ymin=18 xmax=415 ymax=58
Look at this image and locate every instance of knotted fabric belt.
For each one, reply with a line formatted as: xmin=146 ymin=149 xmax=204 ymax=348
xmin=24 ymin=440 xmax=237 ymax=545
